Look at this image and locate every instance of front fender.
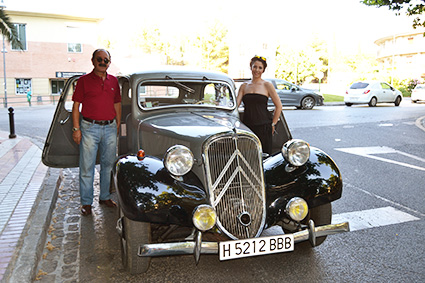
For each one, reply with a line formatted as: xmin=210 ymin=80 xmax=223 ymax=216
xmin=114 ymin=155 xmax=207 ymax=225
xmin=264 ymin=147 xmax=342 ymax=225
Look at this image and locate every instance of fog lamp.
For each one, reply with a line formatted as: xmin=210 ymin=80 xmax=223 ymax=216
xmin=193 ymin=205 xmax=216 ymax=231
xmin=286 ymin=197 xmax=308 ymax=221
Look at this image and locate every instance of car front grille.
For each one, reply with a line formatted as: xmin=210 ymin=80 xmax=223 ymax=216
xmin=204 ymin=133 xmax=266 ymax=240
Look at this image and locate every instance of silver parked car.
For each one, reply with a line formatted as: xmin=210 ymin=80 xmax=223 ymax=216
xmin=345 ymin=81 xmax=402 ymax=107
xmin=235 ymin=78 xmax=324 ymax=110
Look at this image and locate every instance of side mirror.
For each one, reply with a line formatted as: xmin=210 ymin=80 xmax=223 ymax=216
xmin=291 ymin=87 xmax=297 ymax=92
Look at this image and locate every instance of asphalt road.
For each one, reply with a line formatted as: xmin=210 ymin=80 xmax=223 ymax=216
xmin=3 ymin=100 xmax=425 ymax=282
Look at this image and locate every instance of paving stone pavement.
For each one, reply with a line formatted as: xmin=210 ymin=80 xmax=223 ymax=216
xmin=34 ymin=168 xmax=81 ymax=282
xmin=35 ymin=167 xmax=109 ymax=282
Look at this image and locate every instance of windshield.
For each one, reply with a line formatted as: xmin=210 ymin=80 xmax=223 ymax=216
xmin=138 ymin=80 xmax=235 ymax=110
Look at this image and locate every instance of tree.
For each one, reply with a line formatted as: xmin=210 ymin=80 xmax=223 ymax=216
xmin=275 ymin=39 xmax=328 ymax=85
xmin=362 ymin=0 xmax=425 ymax=30
xmin=0 ymin=9 xmax=23 ymax=50
xmin=195 ymin=20 xmax=229 ymax=73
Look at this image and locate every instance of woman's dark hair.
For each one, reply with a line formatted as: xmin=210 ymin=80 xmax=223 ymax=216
xmin=92 ymin=49 xmax=111 ymax=60
xmin=250 ymin=55 xmax=267 ymax=71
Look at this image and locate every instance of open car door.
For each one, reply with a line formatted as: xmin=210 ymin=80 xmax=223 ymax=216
xmin=42 ymin=75 xmax=81 ymax=168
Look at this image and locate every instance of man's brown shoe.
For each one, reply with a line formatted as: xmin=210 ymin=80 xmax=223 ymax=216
xmin=99 ymin=199 xmax=117 ymax=207
xmin=81 ymin=205 xmax=92 ymax=216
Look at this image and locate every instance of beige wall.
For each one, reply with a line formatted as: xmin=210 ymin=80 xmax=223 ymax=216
xmin=0 ymin=10 xmax=117 ymax=107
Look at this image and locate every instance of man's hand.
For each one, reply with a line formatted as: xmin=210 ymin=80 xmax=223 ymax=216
xmin=72 ymin=130 xmax=81 ymax=145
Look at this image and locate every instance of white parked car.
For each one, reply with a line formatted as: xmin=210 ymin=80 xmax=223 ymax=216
xmin=344 ymin=81 xmax=402 ymax=107
xmin=411 ymin=84 xmax=425 ymax=103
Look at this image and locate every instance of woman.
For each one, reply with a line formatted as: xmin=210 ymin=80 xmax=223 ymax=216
xmin=237 ymin=56 xmax=282 ymax=154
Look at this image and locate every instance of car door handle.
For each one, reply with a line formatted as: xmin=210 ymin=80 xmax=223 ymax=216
xmin=60 ymin=115 xmax=70 ymax=125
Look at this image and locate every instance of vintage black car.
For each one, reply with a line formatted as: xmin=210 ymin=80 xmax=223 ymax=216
xmin=42 ymin=68 xmax=349 ymax=275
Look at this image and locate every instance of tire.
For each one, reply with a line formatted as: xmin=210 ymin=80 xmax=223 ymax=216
xmin=394 ymin=96 xmax=401 ymax=106
xmin=120 ymin=210 xmax=151 ymax=274
xmin=307 ymin=203 xmax=332 ymax=246
xmin=301 ymin=96 xmax=315 ymax=110
xmin=368 ymin=97 xmax=377 ymax=107
xmin=412 ymin=100 xmax=417 ymax=103
xmin=345 ymin=103 xmax=352 ymax=107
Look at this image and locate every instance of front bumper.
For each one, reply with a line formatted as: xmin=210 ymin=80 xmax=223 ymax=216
xmin=138 ymin=220 xmax=349 ymax=262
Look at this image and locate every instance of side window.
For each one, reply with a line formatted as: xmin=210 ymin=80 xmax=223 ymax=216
xmin=12 ymin=23 xmax=27 ymax=51
xmin=67 ymin=26 xmax=82 ymax=53
xmin=381 ymin=83 xmax=391 ymax=90
xmin=276 ymin=81 xmax=292 ymax=91
xmin=203 ymin=83 xmax=234 ymax=107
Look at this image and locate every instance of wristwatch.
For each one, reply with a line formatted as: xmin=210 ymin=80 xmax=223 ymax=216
xmin=271 ymin=122 xmax=276 ymax=127
xmin=72 ymin=127 xmax=80 ymax=132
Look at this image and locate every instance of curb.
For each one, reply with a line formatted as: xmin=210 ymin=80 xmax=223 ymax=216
xmin=2 ymin=168 xmax=63 ymax=283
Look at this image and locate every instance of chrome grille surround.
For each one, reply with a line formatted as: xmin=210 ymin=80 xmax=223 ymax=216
xmin=204 ymin=132 xmax=266 ymax=240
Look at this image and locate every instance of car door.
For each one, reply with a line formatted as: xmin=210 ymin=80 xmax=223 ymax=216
xmin=273 ymin=79 xmax=300 ymax=106
xmin=42 ymin=76 xmax=81 ymax=168
xmin=380 ymin=82 xmax=395 ymax=102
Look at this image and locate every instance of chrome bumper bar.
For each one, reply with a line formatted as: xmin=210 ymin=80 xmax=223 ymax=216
xmin=138 ymin=221 xmax=349 ymax=261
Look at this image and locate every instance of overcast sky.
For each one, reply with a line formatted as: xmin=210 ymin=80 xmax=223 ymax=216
xmin=7 ymin=0 xmax=417 ymax=54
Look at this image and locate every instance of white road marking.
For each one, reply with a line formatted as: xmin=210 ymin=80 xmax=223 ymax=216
xmin=335 ymin=146 xmax=425 ymax=171
xmin=332 ymin=206 xmax=420 ymax=232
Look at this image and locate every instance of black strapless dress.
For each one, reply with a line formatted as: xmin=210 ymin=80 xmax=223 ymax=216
xmin=242 ymin=93 xmax=272 ymax=154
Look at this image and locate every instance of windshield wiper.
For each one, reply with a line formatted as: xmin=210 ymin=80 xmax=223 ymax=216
xmin=165 ymin=76 xmax=195 ymax=93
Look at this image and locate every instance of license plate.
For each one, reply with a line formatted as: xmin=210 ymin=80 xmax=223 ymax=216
xmin=219 ymin=234 xmax=294 ymax=261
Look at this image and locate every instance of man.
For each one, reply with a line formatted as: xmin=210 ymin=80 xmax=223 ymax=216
xmin=71 ymin=49 xmax=122 ymax=216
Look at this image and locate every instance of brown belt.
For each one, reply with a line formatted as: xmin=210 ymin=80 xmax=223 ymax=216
xmin=83 ymin=117 xmax=114 ymax=125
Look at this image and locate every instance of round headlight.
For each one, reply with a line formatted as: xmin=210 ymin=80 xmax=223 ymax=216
xmin=193 ymin=205 xmax=217 ymax=231
xmin=281 ymin=139 xmax=310 ymax=166
xmin=164 ymin=145 xmax=194 ymax=176
xmin=286 ymin=197 xmax=308 ymax=221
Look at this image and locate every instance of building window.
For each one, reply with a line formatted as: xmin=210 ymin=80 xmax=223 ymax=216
xmin=12 ymin=23 xmax=27 ymax=51
xmin=67 ymin=26 xmax=82 ymax=53
xmin=51 ymin=80 xmax=65 ymax=95
xmin=15 ymin=78 xmax=32 ymax=95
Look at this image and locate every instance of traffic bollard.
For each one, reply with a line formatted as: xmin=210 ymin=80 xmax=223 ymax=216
xmin=8 ymin=107 xmax=16 ymax=139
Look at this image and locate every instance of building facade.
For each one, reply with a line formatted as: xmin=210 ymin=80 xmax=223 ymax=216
xmin=0 ymin=9 xmax=111 ymax=107
xmin=375 ymin=29 xmax=425 ymax=82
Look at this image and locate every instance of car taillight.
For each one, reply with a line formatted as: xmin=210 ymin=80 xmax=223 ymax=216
xmin=363 ymin=90 xmax=370 ymax=95
xmin=346 ymin=90 xmax=348 ymax=94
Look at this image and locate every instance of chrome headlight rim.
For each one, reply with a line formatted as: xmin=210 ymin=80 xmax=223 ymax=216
xmin=192 ymin=205 xmax=217 ymax=232
xmin=281 ymin=139 xmax=310 ymax=167
xmin=164 ymin=145 xmax=194 ymax=176
xmin=286 ymin=197 xmax=309 ymax=222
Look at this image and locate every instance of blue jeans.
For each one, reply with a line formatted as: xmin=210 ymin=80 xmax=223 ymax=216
xmin=79 ymin=119 xmax=117 ymax=205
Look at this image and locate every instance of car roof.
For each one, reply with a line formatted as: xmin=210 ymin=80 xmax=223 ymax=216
xmin=119 ymin=67 xmax=234 ymax=86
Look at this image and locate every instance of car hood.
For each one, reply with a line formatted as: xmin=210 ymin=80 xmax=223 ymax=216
xmin=138 ymin=111 xmax=251 ymax=159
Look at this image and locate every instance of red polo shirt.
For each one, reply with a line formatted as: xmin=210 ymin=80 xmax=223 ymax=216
xmin=72 ymin=71 xmax=121 ymax=120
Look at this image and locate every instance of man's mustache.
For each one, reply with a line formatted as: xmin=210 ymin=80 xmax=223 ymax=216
xmin=99 ymin=64 xmax=107 ymax=67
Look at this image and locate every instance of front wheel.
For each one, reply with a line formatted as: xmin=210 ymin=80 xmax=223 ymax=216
xmin=120 ymin=210 xmax=151 ymax=274
xmin=301 ymin=96 xmax=315 ymax=110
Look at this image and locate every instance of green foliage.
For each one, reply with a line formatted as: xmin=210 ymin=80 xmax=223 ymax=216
xmin=362 ymin=0 xmax=425 ymax=31
xmin=195 ymin=20 xmax=229 ymax=73
xmin=275 ymin=38 xmax=328 ymax=85
xmin=0 ymin=9 xmax=24 ymax=50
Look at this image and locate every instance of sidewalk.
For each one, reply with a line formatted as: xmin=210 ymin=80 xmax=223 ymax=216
xmin=0 ymin=130 xmax=62 ymax=282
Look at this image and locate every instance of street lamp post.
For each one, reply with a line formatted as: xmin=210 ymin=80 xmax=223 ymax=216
xmin=2 ymin=33 xmax=7 ymax=108
xmin=1 ymin=2 xmax=7 ymax=108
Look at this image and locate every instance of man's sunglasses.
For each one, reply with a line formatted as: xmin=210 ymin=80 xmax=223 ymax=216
xmin=96 ymin=57 xmax=110 ymax=64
